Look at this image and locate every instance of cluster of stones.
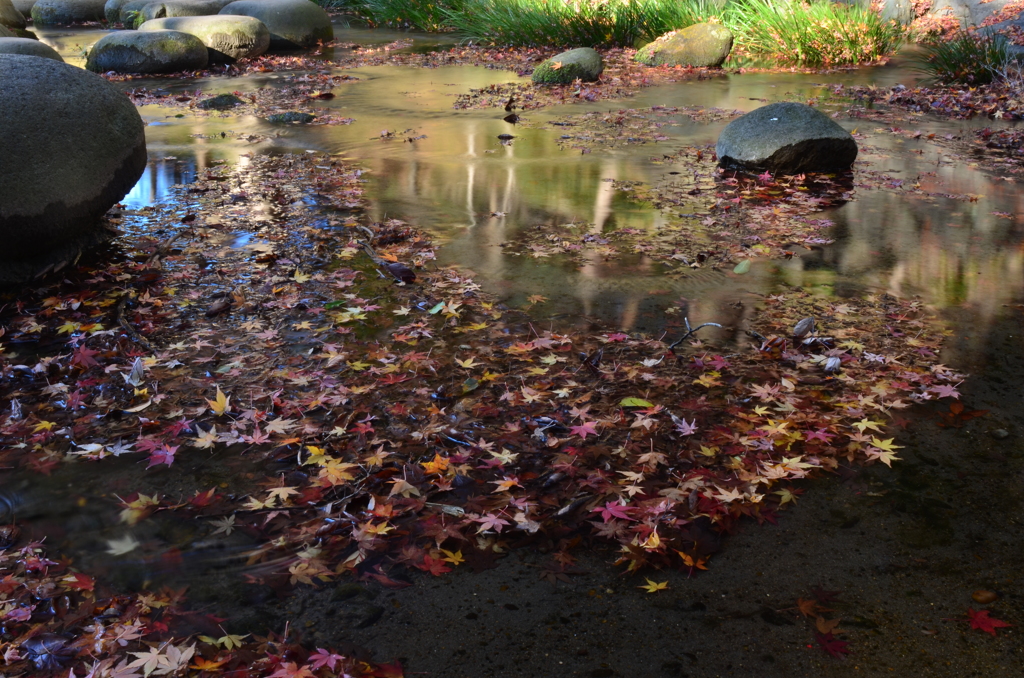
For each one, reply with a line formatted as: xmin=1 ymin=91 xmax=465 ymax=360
xmin=527 ymin=24 xmax=856 ymax=174
xmin=529 ymin=22 xmax=736 ymax=86
xmin=0 ymin=0 xmax=337 ymax=279
xmin=9 ymin=0 xmax=330 ymax=73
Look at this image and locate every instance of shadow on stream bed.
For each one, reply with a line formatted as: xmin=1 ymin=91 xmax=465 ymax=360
xmin=205 ymin=309 xmax=1019 ymax=677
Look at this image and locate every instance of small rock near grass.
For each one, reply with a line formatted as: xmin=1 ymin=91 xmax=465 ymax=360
xmin=266 ymin=111 xmax=315 ymax=123
xmin=139 ymin=15 xmax=269 ymax=62
xmin=86 ymin=28 xmax=209 ymax=73
xmin=198 ymin=92 xmax=245 ymax=109
xmin=0 ymin=36 xmax=63 ymax=59
xmin=635 ymin=23 xmax=733 ymax=68
xmin=716 ymin=102 xmax=858 ymax=174
xmin=31 ymin=0 xmax=106 ymax=24
xmin=531 ymin=47 xmax=603 ymax=85
xmin=219 ymin=0 xmax=332 ymax=50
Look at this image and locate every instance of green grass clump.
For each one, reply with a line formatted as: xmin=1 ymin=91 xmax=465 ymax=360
xmin=727 ymin=0 xmax=905 ymax=66
xmin=911 ymin=31 xmax=1013 ymax=85
xmin=354 ymin=0 xmax=465 ymax=32
xmin=448 ymin=0 xmax=718 ymax=49
xmin=333 ymin=0 xmax=907 ymax=66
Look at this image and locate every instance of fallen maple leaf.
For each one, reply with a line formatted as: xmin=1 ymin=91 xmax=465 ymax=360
xmin=206 ymin=387 xmax=230 ymax=416
xmin=815 ymin=632 xmax=851 ymax=659
xmin=639 ymin=578 xmax=668 ymax=593
xmin=967 ymin=608 xmax=1012 ymax=636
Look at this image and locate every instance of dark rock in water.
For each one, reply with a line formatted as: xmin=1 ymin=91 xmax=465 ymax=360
xmin=31 ymin=0 xmax=105 ymax=24
xmin=716 ymin=102 xmax=858 ymax=174
xmin=138 ymin=14 xmax=270 ymax=61
xmin=266 ymin=111 xmax=315 ymax=123
xmin=199 ymin=92 xmax=245 ymax=109
xmin=635 ymin=23 xmax=734 ymax=68
xmin=0 ymin=54 xmax=146 ymax=283
xmin=219 ymin=0 xmax=332 ymax=50
xmin=0 ymin=36 xmax=63 ymax=60
xmin=85 ymin=29 xmax=209 ymax=73
xmin=532 ymin=47 xmax=603 ymax=84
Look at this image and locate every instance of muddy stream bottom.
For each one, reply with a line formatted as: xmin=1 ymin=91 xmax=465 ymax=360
xmin=6 ymin=24 xmax=1024 ymax=677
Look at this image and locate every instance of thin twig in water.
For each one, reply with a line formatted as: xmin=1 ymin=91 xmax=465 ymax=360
xmin=666 ymin=317 xmax=722 ymax=351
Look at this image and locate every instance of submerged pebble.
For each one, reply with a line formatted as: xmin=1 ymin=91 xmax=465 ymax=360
xmin=972 ymin=590 xmax=999 ymax=604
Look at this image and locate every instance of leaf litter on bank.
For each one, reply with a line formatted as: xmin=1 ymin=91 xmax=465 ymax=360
xmin=0 ymin=148 xmax=972 ymax=675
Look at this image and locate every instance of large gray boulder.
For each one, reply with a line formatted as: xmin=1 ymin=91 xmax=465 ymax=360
xmin=716 ymin=102 xmax=858 ymax=173
xmin=0 ymin=21 xmax=11 ymax=33
xmin=11 ymin=0 xmax=36 ymax=15
xmin=0 ymin=0 xmax=26 ymax=29
xmin=86 ymin=28 xmax=208 ymax=72
xmin=635 ymin=23 xmax=733 ymax=68
xmin=138 ymin=14 xmax=268 ymax=60
xmin=0 ymin=36 xmax=63 ymax=59
xmin=531 ymin=47 xmax=602 ymax=84
xmin=0 ymin=54 xmax=146 ymax=279
xmin=218 ymin=0 xmax=331 ymax=49
xmin=31 ymin=0 xmax=105 ymax=23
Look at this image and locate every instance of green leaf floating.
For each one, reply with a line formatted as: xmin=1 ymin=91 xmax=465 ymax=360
xmin=620 ymin=397 xmax=653 ymax=408
xmin=733 ymin=260 xmax=751 ymax=274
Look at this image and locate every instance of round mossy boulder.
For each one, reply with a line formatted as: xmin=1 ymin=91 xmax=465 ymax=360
xmin=85 ymin=28 xmax=209 ymax=73
xmin=635 ymin=23 xmax=733 ymax=68
xmin=531 ymin=47 xmax=602 ymax=85
xmin=0 ymin=54 xmax=146 ymax=280
xmin=31 ymin=0 xmax=105 ymax=24
xmin=219 ymin=0 xmax=331 ymax=50
xmin=139 ymin=15 xmax=269 ymax=61
xmin=0 ymin=0 xmax=27 ymax=30
xmin=716 ymin=102 xmax=858 ymax=173
xmin=0 ymin=36 xmax=63 ymax=59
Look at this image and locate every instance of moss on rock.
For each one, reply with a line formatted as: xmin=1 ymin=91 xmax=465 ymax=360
xmin=531 ymin=47 xmax=602 ymax=85
xmin=85 ymin=29 xmax=209 ymax=73
xmin=635 ymin=23 xmax=733 ymax=68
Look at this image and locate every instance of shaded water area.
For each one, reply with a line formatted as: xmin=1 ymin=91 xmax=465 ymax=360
xmin=9 ymin=21 xmax=1024 ymax=676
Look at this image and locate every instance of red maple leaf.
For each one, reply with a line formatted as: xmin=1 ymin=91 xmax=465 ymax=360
xmin=570 ymin=421 xmax=599 ymax=440
xmin=416 ymin=554 xmax=451 ymax=577
xmin=815 ymin=632 xmax=851 ymax=658
xmin=591 ymin=501 xmax=635 ymax=523
xmin=146 ymin=444 xmax=178 ymax=468
xmin=70 ymin=345 xmax=101 ymax=369
xmin=190 ymin=488 xmax=219 ymax=508
xmin=63 ymin=572 xmax=95 ymax=591
xmin=967 ymin=608 xmax=1012 ymax=636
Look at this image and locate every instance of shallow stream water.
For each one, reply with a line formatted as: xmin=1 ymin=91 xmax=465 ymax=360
xmin=9 ymin=21 xmax=1024 ymax=675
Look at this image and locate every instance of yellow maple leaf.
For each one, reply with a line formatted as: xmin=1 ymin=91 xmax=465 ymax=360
xmin=639 ymin=578 xmax=668 ymax=593
xmin=206 ymin=387 xmax=230 ymax=416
